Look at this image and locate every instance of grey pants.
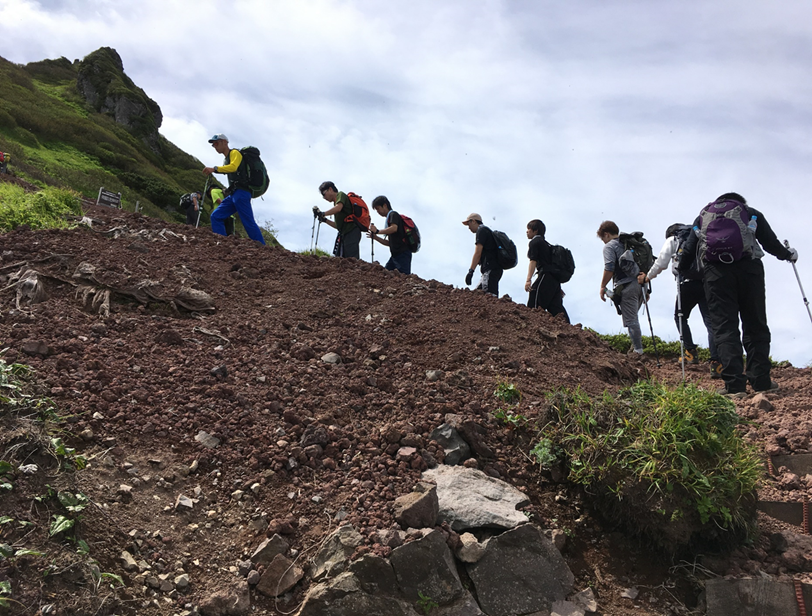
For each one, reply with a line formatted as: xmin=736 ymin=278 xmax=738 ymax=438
xmin=618 ymin=282 xmax=644 ymax=351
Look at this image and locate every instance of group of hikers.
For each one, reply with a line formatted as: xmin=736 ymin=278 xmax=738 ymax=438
xmin=195 ymin=133 xmax=801 ymax=398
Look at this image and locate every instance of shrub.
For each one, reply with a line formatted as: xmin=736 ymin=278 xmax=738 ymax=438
xmin=534 ymin=381 xmax=761 ymax=553
xmin=0 ymin=184 xmax=82 ymax=231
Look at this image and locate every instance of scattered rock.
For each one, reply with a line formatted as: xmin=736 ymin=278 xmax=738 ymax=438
xmin=426 ymin=369 xmax=444 ymax=382
xmin=392 ymin=481 xmax=439 ymax=529
xmin=321 ymin=352 xmax=342 ymax=364
xmin=620 ymin=587 xmax=639 ymax=600
xmin=571 ymin=587 xmax=598 ymax=613
xmin=255 ymin=554 xmax=303 ymax=597
xmin=456 ymin=532 xmax=487 ymax=563
xmin=251 ymin=534 xmax=289 ymax=565
xmin=429 ymin=424 xmax=471 ymax=466
xmin=753 ymin=393 xmax=774 ymax=412
xmin=310 ymin=524 xmax=364 ymax=581
xmin=198 ymin=580 xmax=251 ymax=615
xmin=195 ymin=431 xmax=220 ymax=449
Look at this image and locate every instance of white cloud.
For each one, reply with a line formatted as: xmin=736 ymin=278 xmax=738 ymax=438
xmin=2 ymin=0 xmax=812 ymax=366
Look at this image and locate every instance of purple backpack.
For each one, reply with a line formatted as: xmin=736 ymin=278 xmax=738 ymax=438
xmin=697 ymin=199 xmax=759 ymax=264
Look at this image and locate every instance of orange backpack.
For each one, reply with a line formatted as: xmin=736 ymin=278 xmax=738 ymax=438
xmin=345 ymin=192 xmax=371 ymax=232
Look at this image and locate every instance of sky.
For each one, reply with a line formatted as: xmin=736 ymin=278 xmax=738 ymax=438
xmin=2 ymin=0 xmax=811 ymax=367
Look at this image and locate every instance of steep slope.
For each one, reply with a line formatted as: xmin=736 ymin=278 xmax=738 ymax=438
xmin=0 ymin=208 xmax=810 ymax=615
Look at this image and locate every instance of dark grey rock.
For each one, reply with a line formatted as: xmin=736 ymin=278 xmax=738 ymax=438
xmin=251 ymin=534 xmax=289 ymax=565
xmin=310 ymin=524 xmax=363 ymax=581
xmin=296 ymin=572 xmax=417 ymax=616
xmin=467 ymin=524 xmax=574 ymax=616
xmin=429 ymin=424 xmax=470 ymax=465
xmin=390 ymin=529 xmax=463 ymax=603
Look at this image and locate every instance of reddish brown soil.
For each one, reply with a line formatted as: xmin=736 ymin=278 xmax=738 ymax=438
xmin=0 ymin=200 xmax=810 ymax=616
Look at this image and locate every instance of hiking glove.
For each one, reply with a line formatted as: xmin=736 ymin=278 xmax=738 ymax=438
xmin=465 ymin=269 xmax=474 ymax=286
xmin=788 ymin=247 xmax=799 ymax=262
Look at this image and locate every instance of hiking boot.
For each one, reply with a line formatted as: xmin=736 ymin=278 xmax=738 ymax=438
xmin=716 ymin=386 xmax=746 ymax=399
xmin=678 ymin=349 xmax=699 ymax=365
xmin=752 ymin=380 xmax=780 ymax=392
xmin=627 ymin=348 xmax=644 ymax=357
xmin=710 ymin=360 xmax=723 ymax=379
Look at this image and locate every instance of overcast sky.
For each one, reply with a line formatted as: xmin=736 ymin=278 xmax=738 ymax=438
xmin=2 ymin=0 xmax=811 ymax=367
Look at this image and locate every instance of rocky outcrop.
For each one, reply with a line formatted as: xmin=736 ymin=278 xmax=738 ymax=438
xmin=76 ymin=47 xmax=163 ymax=153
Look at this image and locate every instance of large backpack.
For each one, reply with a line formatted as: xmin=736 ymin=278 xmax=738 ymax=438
xmin=492 ymin=229 xmax=518 ymax=270
xmin=234 ymin=147 xmax=269 ymax=198
xmin=178 ymin=193 xmax=196 ymax=210
xmin=617 ymin=231 xmax=655 ymax=278
xmin=399 ymin=213 xmax=421 ymax=253
xmin=697 ymin=198 xmax=762 ymax=264
xmin=547 ymin=243 xmax=576 ymax=283
xmin=345 ymin=192 xmax=371 ymax=232
xmin=673 ymin=224 xmax=702 ymax=281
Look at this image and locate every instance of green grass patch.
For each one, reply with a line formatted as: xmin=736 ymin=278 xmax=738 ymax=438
xmin=535 ymin=381 xmax=761 ymax=553
xmin=0 ymin=184 xmax=82 ymax=231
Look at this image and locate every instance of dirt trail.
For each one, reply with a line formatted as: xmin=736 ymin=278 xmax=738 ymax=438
xmin=0 ymin=204 xmax=810 ymax=615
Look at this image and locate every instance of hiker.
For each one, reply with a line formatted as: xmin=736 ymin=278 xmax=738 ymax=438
xmin=314 ymin=182 xmax=362 ymax=259
xmin=462 ymin=213 xmax=503 ymax=296
xmin=181 ymin=191 xmax=202 ymax=226
xmin=368 ymin=196 xmax=412 ymax=274
xmin=525 ymin=219 xmax=570 ymax=322
xmin=0 ymin=152 xmax=9 ymax=174
xmin=679 ymin=192 xmax=798 ymax=395
xmin=638 ymin=224 xmax=720 ymax=376
xmin=202 ymin=134 xmax=265 ymax=244
xmin=208 ymin=185 xmax=234 ymax=235
xmin=598 ymin=220 xmax=645 ymax=355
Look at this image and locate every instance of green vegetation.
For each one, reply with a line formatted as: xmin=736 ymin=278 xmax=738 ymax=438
xmin=416 ymin=591 xmax=439 ymax=614
xmin=534 ymin=381 xmax=761 ymax=552
xmin=0 ymin=357 xmax=124 ymax=610
xmin=299 ymin=247 xmax=332 ymax=257
xmin=0 ymin=50 xmax=228 ymax=225
xmin=492 ymin=380 xmax=527 ymax=426
xmin=0 ymin=183 xmax=82 ymax=231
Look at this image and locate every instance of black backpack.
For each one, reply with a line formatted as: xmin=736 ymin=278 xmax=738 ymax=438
xmin=179 ymin=193 xmax=195 ymax=210
xmin=233 ymin=147 xmax=269 ymax=198
xmin=618 ymin=232 xmax=654 ymax=277
xmin=673 ymin=225 xmax=702 ymax=281
xmin=547 ymin=244 xmax=576 ymax=283
xmin=492 ymin=229 xmax=518 ymax=270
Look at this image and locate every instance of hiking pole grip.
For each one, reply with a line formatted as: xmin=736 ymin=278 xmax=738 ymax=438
xmin=785 ymin=240 xmax=812 ymax=325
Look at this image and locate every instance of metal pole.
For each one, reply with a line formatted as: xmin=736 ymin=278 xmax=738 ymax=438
xmin=315 ymin=221 xmax=321 ymax=251
xmin=371 ymin=234 xmax=375 ymax=262
xmin=675 ymin=274 xmax=686 ymax=383
xmin=641 ymin=282 xmax=661 ymax=367
xmin=785 ymin=240 xmax=812 ymax=326
xmin=310 ymin=214 xmax=316 ymax=252
xmin=197 ymin=177 xmax=211 ymax=229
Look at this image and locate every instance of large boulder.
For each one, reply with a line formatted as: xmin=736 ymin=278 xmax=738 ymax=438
xmin=705 ymin=578 xmax=810 ymax=616
xmin=390 ymin=529 xmax=464 ymax=604
xmin=467 ymin=524 xmax=574 ymax=616
xmin=423 ymin=465 xmax=530 ymax=531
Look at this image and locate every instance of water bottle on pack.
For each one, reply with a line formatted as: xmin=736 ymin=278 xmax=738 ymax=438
xmin=747 ymin=216 xmax=757 ymax=232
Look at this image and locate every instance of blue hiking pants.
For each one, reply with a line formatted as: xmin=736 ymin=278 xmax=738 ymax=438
xmin=211 ymin=188 xmax=265 ymax=245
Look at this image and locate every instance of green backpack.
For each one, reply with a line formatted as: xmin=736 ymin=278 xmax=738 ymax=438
xmin=234 ymin=146 xmax=269 ymax=198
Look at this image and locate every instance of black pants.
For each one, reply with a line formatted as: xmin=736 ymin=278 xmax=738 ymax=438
xmin=224 ymin=216 xmax=235 ymax=236
xmin=334 ymin=226 xmax=361 ymax=258
xmin=704 ymin=258 xmax=771 ymax=392
xmin=528 ymin=274 xmax=570 ymax=323
xmin=481 ymin=268 xmax=503 ymax=296
xmin=675 ymin=279 xmax=716 ymax=359
xmin=185 ymin=208 xmax=198 ymax=226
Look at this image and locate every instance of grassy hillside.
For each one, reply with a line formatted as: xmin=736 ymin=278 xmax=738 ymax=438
xmin=0 ymin=48 xmax=216 ymax=222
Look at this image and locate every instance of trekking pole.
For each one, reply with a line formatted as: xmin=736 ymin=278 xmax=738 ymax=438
xmin=640 ymin=282 xmax=661 ymax=367
xmin=675 ymin=274 xmax=686 ymax=383
xmin=371 ymin=234 xmax=375 ymax=263
xmin=310 ymin=208 xmax=318 ymax=252
xmin=785 ymin=240 xmax=812 ymax=326
xmin=315 ymin=220 xmax=321 ymax=251
xmin=196 ymin=177 xmax=211 ymax=228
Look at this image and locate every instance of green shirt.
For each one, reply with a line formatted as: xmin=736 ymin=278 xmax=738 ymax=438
xmin=334 ymin=192 xmax=355 ymax=235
